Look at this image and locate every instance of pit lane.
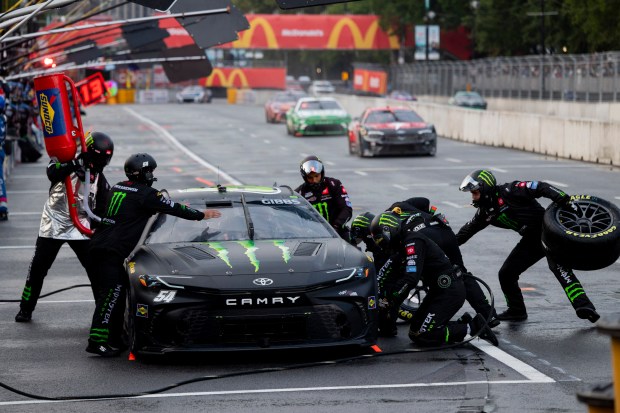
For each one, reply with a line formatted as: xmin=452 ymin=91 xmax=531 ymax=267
xmin=0 ymin=101 xmax=617 ymax=412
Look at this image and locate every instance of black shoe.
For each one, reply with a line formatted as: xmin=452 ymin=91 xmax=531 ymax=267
xmin=15 ymin=309 xmax=32 ymax=322
xmin=497 ymin=308 xmax=528 ymax=321
xmin=457 ymin=312 xmax=473 ymax=324
xmin=0 ymin=211 xmax=8 ymax=221
xmin=469 ymin=313 xmax=499 ymax=346
xmin=85 ymin=342 xmax=121 ymax=357
xmin=576 ymin=307 xmax=600 ymax=323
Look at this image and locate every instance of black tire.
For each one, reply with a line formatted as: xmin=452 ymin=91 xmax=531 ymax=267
xmin=397 ymin=283 xmax=428 ymax=323
xmin=542 ymin=195 xmax=620 ymax=271
xmin=348 ymin=136 xmax=355 ymax=155
xmin=426 ymin=142 xmax=437 ymax=156
xmin=358 ymin=137 xmax=372 ymax=158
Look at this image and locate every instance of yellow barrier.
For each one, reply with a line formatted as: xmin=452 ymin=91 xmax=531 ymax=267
xmin=117 ymin=89 xmax=135 ymax=104
xmin=227 ymin=88 xmax=237 ymax=104
xmin=107 ymin=96 xmax=117 ymax=105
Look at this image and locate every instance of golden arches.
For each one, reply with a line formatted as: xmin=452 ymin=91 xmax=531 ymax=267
xmin=232 ymin=17 xmax=279 ymax=49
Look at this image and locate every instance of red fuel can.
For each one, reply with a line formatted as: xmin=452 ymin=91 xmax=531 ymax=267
xmin=33 ymin=73 xmax=85 ymax=162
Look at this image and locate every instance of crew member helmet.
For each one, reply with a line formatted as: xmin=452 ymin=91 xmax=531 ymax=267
xmin=124 ymin=153 xmax=158 ymax=186
xmin=369 ymin=211 xmax=402 ymax=250
xmin=85 ymin=131 xmax=114 ymax=171
xmin=350 ymin=211 xmax=375 ymax=245
xmin=459 ymin=169 xmax=497 ymax=208
xmin=300 ymin=155 xmax=325 ymax=189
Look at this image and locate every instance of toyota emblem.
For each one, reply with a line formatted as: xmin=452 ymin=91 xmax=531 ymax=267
xmin=253 ymin=278 xmax=274 ymax=286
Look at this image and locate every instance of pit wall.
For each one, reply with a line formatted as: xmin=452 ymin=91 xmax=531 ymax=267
xmin=246 ymin=90 xmax=620 ymax=166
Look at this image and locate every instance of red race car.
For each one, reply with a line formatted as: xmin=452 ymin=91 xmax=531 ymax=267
xmin=264 ymin=91 xmax=307 ymax=123
xmin=348 ymin=106 xmax=437 ymax=157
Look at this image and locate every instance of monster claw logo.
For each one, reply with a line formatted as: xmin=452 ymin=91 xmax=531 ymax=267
xmin=378 ymin=213 xmax=400 ymax=228
xmin=477 ymin=170 xmax=496 ymax=187
xmin=209 ymin=242 xmax=232 ymax=268
xmin=107 ymin=192 xmax=126 ymax=216
xmin=238 ymin=240 xmax=260 ymax=272
xmin=273 ymin=240 xmax=291 ymax=263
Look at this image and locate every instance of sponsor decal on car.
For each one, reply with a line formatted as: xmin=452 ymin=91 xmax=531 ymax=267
xmin=273 ymin=240 xmax=291 ymax=263
xmin=208 ymin=242 xmax=232 ymax=268
xmin=368 ymin=296 xmax=376 ymax=309
xmin=225 ymin=296 xmax=301 ymax=306
xmin=238 ymin=240 xmax=260 ymax=272
xmin=153 ymin=290 xmax=177 ymax=303
xmin=136 ymin=304 xmax=149 ymax=318
xmin=128 ymin=261 xmax=135 ymax=274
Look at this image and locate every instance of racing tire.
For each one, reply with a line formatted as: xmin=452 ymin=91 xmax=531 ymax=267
xmin=348 ymin=138 xmax=355 ymax=155
xmin=397 ymin=283 xmax=428 ymax=323
xmin=358 ymin=138 xmax=373 ymax=158
xmin=542 ymin=195 xmax=620 ymax=271
xmin=426 ymin=143 xmax=437 ymax=157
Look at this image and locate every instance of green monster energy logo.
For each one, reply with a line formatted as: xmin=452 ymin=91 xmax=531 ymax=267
xmin=22 ymin=286 xmax=32 ymax=301
xmin=107 ymin=192 xmax=126 ymax=216
xmin=378 ymin=213 xmax=400 ymax=228
xmin=85 ymin=134 xmax=94 ymax=147
xmin=352 ymin=215 xmax=372 ymax=229
xmin=209 ymin=242 xmax=232 ymax=268
xmin=565 ymin=282 xmax=585 ymax=303
xmin=89 ymin=327 xmax=109 ymax=343
xmin=313 ymin=201 xmax=329 ymax=221
xmin=238 ymin=240 xmax=260 ymax=272
xmin=477 ymin=170 xmax=496 ymax=187
xmin=497 ymin=213 xmax=519 ymax=230
xmin=273 ymin=240 xmax=291 ymax=263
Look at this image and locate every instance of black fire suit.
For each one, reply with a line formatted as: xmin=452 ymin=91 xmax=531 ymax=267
xmin=295 ymin=176 xmax=352 ymax=239
xmin=377 ymin=229 xmax=467 ymax=346
xmin=389 ymin=198 xmax=496 ymax=320
xmin=19 ymin=160 xmax=109 ymax=314
xmin=456 ymin=180 xmax=597 ymax=317
xmin=88 ymin=181 xmax=204 ymax=348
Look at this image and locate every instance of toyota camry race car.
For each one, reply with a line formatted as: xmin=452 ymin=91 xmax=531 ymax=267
xmin=125 ymin=186 xmax=377 ymax=355
xmin=348 ymin=106 xmax=437 ymax=157
xmin=286 ymin=97 xmax=351 ymax=136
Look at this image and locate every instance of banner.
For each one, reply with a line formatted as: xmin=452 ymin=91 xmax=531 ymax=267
xmin=222 ymin=14 xmax=401 ymax=50
xmin=201 ymin=67 xmax=286 ymax=89
xmin=353 ymin=68 xmax=387 ymax=95
xmin=414 ymin=25 xmax=440 ymax=60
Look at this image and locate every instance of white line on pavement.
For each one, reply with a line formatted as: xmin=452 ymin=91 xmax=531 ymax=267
xmin=124 ymin=108 xmax=242 ymax=185
xmin=441 ymin=201 xmax=466 ymax=208
xmin=3 ymin=212 xmax=39 ymax=215
xmin=544 ymin=180 xmax=568 ymax=188
xmin=0 ymin=246 xmax=35 ymax=249
xmin=263 ymin=139 xmax=271 ymax=144
xmin=354 ymin=171 xmax=368 ymax=176
xmin=445 ymin=158 xmax=462 ymax=163
xmin=472 ymin=340 xmax=555 ymax=382
xmin=324 ymin=160 xmax=335 ymax=166
xmin=393 ymin=184 xmax=407 ymax=190
xmin=0 ymin=379 xmax=557 ymax=407
xmin=7 ymin=190 xmax=48 ymax=194
xmin=490 ymin=167 xmax=508 ymax=173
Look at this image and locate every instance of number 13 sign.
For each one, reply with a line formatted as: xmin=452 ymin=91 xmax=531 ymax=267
xmin=75 ymin=73 xmax=108 ymax=106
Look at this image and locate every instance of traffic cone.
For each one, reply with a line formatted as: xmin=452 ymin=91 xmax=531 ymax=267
xmin=128 ymin=352 xmax=136 ymax=361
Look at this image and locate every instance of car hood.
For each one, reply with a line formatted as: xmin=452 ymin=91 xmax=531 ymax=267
xmin=132 ymin=239 xmax=368 ymax=289
xmin=366 ymin=121 xmax=429 ymax=130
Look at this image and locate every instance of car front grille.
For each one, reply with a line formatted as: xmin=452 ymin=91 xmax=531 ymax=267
xmin=149 ymin=304 xmax=361 ymax=348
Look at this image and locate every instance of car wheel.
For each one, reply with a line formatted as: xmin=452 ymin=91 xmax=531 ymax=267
xmin=358 ymin=138 xmax=372 ymax=158
xmin=348 ymin=137 xmax=355 ymax=155
xmin=398 ymin=283 xmax=428 ymax=323
xmin=426 ymin=143 xmax=437 ymax=156
xmin=541 ymin=195 xmax=620 ymax=271
xmin=286 ymin=122 xmax=293 ymax=135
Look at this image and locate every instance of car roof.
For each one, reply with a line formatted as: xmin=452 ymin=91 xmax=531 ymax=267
xmin=297 ymin=97 xmax=338 ymax=103
xmin=366 ymin=106 xmax=411 ymax=112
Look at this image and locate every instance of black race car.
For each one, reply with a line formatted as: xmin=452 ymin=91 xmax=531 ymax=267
xmin=125 ymin=185 xmax=378 ymax=355
xmin=348 ymin=106 xmax=437 ymax=157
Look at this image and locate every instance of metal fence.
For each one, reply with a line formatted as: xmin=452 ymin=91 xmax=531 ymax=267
xmin=390 ymin=52 xmax=620 ymax=102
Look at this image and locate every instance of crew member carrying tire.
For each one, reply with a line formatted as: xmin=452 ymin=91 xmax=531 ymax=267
xmin=457 ymin=169 xmax=600 ymax=323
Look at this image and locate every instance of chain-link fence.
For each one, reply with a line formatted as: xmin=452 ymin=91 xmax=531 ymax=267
xmin=390 ymin=52 xmax=620 ymax=102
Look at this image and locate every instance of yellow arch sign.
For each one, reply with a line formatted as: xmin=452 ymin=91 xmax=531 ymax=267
xmin=205 ymin=69 xmax=250 ymax=88
xmin=327 ymin=18 xmax=399 ymax=50
xmin=232 ymin=17 xmax=279 ymax=49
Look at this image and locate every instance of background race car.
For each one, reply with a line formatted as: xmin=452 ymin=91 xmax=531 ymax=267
xmin=286 ymin=97 xmax=351 ymax=136
xmin=264 ymin=90 xmax=307 ymax=123
xmin=125 ymin=186 xmax=378 ymax=356
xmin=348 ymin=106 xmax=437 ymax=157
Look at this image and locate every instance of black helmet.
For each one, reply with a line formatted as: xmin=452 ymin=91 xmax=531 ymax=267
xmin=369 ymin=211 xmax=402 ymax=250
xmin=300 ymin=155 xmax=324 ymax=189
xmin=85 ymin=131 xmax=114 ymax=170
xmin=459 ymin=169 xmax=497 ymax=208
xmin=350 ymin=211 xmax=375 ymax=245
xmin=124 ymin=153 xmax=158 ymax=186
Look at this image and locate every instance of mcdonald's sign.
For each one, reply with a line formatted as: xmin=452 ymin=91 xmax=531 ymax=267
xmin=222 ymin=14 xmax=403 ymax=50
xmin=202 ymin=68 xmax=286 ymax=89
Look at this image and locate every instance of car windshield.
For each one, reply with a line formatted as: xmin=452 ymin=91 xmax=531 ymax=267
xmin=456 ymin=92 xmax=484 ymax=103
xmin=365 ymin=110 xmax=423 ymax=123
xmin=145 ymin=199 xmax=335 ymax=244
xmin=273 ymin=93 xmax=297 ymax=102
xmin=299 ymin=100 xmax=342 ymax=111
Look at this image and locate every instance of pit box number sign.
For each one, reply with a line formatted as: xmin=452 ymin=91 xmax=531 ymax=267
xmin=75 ymin=73 xmax=107 ymax=106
